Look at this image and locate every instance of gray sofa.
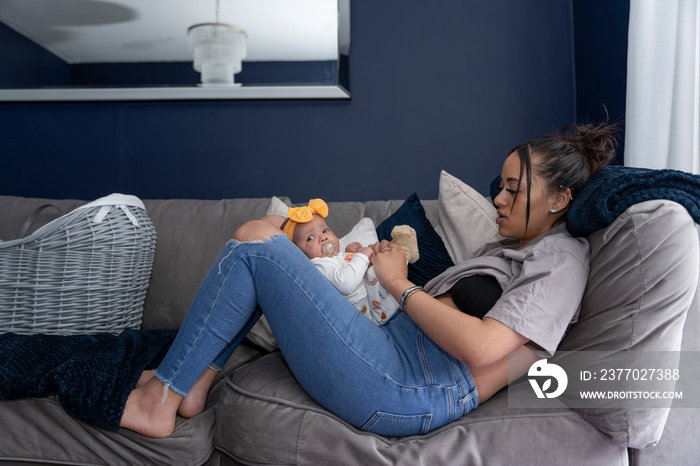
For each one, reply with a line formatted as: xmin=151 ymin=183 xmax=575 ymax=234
xmin=0 ymin=173 xmax=698 ymax=465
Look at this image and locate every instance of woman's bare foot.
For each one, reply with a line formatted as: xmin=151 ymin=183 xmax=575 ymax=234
xmin=177 ymin=367 xmax=219 ymax=418
xmin=120 ymin=377 xmax=184 ymax=438
xmin=135 ymin=369 xmax=155 ymax=388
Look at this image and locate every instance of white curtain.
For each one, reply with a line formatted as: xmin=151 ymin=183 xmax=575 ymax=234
xmin=625 ymin=0 xmax=700 ymax=173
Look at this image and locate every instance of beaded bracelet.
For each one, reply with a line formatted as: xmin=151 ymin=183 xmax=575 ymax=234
xmin=399 ymin=285 xmax=423 ymax=317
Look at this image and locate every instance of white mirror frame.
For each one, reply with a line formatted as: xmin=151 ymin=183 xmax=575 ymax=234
xmin=0 ymin=0 xmax=350 ymax=102
xmin=0 ymin=85 xmax=350 ymax=101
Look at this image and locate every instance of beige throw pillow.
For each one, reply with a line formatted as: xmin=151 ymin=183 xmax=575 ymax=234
xmin=437 ymin=170 xmax=502 ymax=263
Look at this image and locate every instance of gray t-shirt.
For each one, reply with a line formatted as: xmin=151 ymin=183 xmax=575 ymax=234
xmin=424 ymin=224 xmax=590 ymax=357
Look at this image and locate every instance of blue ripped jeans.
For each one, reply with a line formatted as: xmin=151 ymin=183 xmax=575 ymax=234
xmin=154 ymin=235 xmax=478 ymax=437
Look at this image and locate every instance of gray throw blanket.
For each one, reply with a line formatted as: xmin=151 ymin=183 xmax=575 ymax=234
xmin=0 ymin=329 xmax=176 ymax=431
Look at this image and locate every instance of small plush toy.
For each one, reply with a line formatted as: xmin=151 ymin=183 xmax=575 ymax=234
xmin=391 ymin=225 xmax=420 ymax=264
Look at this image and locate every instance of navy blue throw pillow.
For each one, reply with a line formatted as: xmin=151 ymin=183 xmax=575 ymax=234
xmin=376 ymin=193 xmax=454 ymax=287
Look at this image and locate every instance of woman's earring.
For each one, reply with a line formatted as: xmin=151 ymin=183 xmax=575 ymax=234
xmin=550 ymin=208 xmax=556 ymax=214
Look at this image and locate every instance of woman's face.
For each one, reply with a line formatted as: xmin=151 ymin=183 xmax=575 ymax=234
xmin=493 ymin=151 xmax=558 ymax=246
xmin=293 ymin=215 xmax=340 ymax=259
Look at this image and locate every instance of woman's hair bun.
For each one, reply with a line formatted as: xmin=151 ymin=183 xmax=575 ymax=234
xmin=558 ymin=122 xmax=618 ymax=173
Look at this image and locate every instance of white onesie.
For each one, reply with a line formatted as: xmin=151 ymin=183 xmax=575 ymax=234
xmin=311 ymin=252 xmax=400 ymax=325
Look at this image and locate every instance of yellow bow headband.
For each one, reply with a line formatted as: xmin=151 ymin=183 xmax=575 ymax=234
xmin=282 ymin=198 xmax=329 ymax=241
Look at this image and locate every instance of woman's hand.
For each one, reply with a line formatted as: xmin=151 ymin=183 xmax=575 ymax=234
xmin=369 ymin=240 xmax=409 ymax=295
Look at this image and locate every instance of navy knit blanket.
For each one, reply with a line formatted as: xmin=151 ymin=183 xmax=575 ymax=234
xmin=0 ymin=329 xmax=176 ymax=431
xmin=565 ymin=166 xmax=700 ymax=237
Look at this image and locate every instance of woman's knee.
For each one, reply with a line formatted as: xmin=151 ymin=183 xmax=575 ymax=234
xmin=232 ymin=219 xmax=284 ymax=242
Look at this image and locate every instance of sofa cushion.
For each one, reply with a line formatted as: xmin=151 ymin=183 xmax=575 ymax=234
xmin=140 ymin=198 xmax=278 ymax=330
xmin=558 ymin=200 xmax=699 ymax=448
xmin=561 ymin=200 xmax=698 ymax=351
xmin=215 ymin=352 xmax=627 ymax=466
xmin=0 ymin=196 xmax=88 ymax=241
xmin=630 ymin=287 xmax=700 ymax=464
xmin=0 ymin=396 xmax=215 ymax=466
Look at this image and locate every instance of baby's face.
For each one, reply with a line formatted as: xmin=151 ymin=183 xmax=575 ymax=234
xmin=293 ymin=215 xmax=340 ymax=259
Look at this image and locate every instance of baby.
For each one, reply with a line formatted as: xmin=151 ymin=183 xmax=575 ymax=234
xmin=280 ymin=199 xmax=416 ymax=325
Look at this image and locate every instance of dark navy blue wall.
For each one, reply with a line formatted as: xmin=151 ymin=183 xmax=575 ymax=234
xmin=0 ymin=22 xmax=69 ymax=87
xmin=573 ymin=0 xmax=629 ymax=164
xmin=0 ymin=1 xmax=622 ymax=202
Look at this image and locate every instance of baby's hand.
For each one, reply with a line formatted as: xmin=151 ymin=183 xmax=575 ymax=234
xmin=345 ymin=242 xmax=363 ymax=253
xmin=357 ymin=246 xmax=374 ymax=259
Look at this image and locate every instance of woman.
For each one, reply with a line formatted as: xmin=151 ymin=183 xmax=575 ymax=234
xmin=120 ymin=123 xmax=616 ymax=438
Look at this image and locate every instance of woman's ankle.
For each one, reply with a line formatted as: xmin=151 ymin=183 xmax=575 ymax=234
xmin=135 ymin=369 xmax=155 ymax=388
xmin=177 ymin=367 xmax=219 ymax=418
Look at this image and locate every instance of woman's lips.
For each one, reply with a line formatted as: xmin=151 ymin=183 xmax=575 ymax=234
xmin=496 ymin=211 xmax=507 ymax=225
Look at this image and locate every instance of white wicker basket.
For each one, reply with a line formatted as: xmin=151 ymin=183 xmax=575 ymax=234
xmin=0 ymin=194 xmax=157 ymax=334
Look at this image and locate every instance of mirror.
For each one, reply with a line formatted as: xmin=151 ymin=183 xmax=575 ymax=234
xmin=0 ymin=0 xmax=350 ymax=101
